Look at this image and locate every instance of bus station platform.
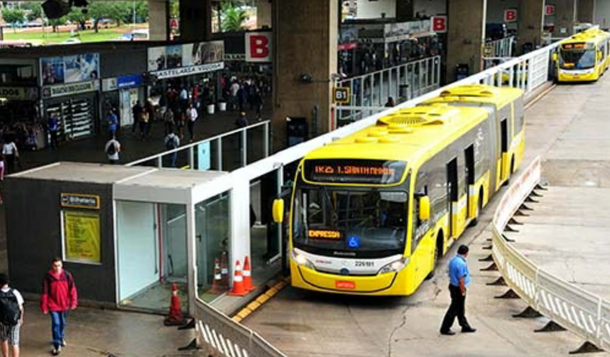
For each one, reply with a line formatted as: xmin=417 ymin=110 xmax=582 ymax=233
xmin=239 ymin=67 xmax=610 ymax=356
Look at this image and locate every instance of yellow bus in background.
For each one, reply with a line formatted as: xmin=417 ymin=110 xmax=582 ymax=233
xmin=555 ymin=28 xmax=610 ymax=82
xmin=275 ymin=85 xmax=525 ymax=296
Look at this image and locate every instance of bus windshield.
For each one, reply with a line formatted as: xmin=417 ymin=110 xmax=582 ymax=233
xmin=292 ymin=185 xmax=408 ymax=257
xmin=559 ymin=49 xmax=596 ymax=70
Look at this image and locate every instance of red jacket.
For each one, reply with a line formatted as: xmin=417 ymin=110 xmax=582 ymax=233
xmin=40 ymin=270 xmax=78 ymax=313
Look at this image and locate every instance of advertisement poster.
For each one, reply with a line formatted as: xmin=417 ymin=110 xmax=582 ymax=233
xmin=64 ymin=54 xmax=100 ymax=83
xmin=166 ymin=44 xmax=183 ymax=69
xmin=148 ymin=46 xmax=167 ymax=71
xmin=198 ymin=141 xmax=211 ymax=171
xmin=41 ymin=57 xmax=65 ymax=85
xmin=41 ymin=54 xmax=99 ymax=86
xmin=147 ymin=41 xmax=225 ymax=72
xmin=63 ymin=210 xmax=101 ymax=264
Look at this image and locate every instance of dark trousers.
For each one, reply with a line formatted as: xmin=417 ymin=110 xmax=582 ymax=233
xmin=441 ymin=284 xmax=470 ymax=332
xmin=50 ymin=131 xmax=58 ymax=149
xmin=5 ymin=154 xmax=15 ymax=174
xmin=187 ymin=120 xmax=195 ymax=141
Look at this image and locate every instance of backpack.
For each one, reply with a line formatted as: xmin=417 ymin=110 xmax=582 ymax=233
xmin=106 ymin=142 xmax=117 ymax=155
xmin=166 ymin=136 xmax=178 ymax=150
xmin=0 ymin=289 xmax=21 ymax=326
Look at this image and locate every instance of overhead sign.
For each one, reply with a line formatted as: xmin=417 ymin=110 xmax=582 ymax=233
xmin=245 ymin=32 xmax=272 ymax=62
xmin=0 ymin=87 xmax=38 ymax=100
xmin=63 ymin=210 xmax=101 ymax=264
xmin=546 ymin=5 xmax=555 ymax=16
xmin=504 ymin=9 xmax=517 ymax=23
xmin=61 ymin=193 xmax=100 ymax=209
xmin=333 ymin=87 xmax=350 ymax=104
xmin=102 ymin=75 xmax=142 ymax=92
xmin=42 ymin=80 xmax=99 ymax=99
xmin=151 ymin=62 xmax=225 ymax=80
xmin=40 ymin=53 xmax=100 ymax=86
xmin=304 ymin=159 xmax=407 ymax=184
xmin=148 ymin=41 xmax=224 ymax=72
xmin=431 ymin=16 xmax=447 ymax=33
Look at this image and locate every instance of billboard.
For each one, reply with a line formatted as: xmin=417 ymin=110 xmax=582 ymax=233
xmin=147 ymin=41 xmax=225 ymax=72
xmin=41 ymin=53 xmax=99 ymax=86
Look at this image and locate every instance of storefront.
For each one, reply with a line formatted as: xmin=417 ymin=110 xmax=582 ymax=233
xmin=40 ymin=53 xmax=101 ymax=142
xmin=101 ymin=74 xmax=145 ymax=128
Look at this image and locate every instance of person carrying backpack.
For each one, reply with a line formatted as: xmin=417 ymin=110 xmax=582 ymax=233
xmin=105 ymin=135 xmax=121 ymax=165
xmin=164 ymin=130 xmax=180 ymax=168
xmin=41 ymin=258 xmax=78 ymax=356
xmin=0 ymin=273 xmax=24 ymax=357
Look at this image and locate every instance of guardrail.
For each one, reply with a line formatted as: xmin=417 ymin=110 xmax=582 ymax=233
xmin=491 ymin=157 xmax=610 ymax=352
xmin=485 ymin=36 xmax=515 ymax=58
xmin=125 ymin=120 xmax=270 ymax=171
xmin=335 ymin=55 xmax=441 ymax=124
xmin=190 ymin=36 xmax=564 ymax=357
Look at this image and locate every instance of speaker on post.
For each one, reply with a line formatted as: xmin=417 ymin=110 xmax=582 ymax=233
xmin=42 ymin=0 xmax=72 ymax=19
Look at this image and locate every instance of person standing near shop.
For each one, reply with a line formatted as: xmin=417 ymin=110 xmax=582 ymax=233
xmin=1 ymin=138 xmax=18 ymax=175
xmin=131 ymin=101 xmax=143 ymax=134
xmin=105 ymin=135 xmax=121 ymax=165
xmin=47 ymin=113 xmax=59 ymax=150
xmin=186 ymin=103 xmax=198 ymax=142
xmin=139 ymin=108 xmax=150 ymax=141
xmin=440 ymin=245 xmax=476 ymax=336
xmin=174 ymin=108 xmax=185 ymax=139
xmin=180 ymin=87 xmax=189 ymax=112
xmin=106 ymin=109 xmax=118 ymax=139
xmin=163 ymin=107 xmax=175 ymax=136
xmin=40 ymin=257 xmax=78 ymax=356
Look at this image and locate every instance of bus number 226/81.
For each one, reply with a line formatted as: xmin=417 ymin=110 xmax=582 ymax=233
xmin=355 ymin=261 xmax=375 ymax=267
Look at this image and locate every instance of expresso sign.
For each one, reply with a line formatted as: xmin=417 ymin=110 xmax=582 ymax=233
xmin=61 ymin=193 xmax=100 ymax=210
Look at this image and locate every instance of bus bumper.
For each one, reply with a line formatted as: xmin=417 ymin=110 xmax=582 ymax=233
xmin=558 ymin=71 xmax=598 ymax=82
xmin=290 ymin=260 xmax=410 ymax=295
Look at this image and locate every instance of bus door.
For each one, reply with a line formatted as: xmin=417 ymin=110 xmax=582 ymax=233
xmin=464 ymin=145 xmax=476 ymax=219
xmin=446 ymin=158 xmax=459 ymax=238
xmin=500 ymin=118 xmax=510 ymax=182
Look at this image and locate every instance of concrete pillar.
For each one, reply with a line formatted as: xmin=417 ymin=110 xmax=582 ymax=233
xmin=180 ymin=0 xmax=212 ymax=42
xmin=396 ymin=0 xmax=415 ymax=22
xmin=148 ymin=0 xmax=169 ymax=41
xmin=257 ymin=0 xmax=272 ymax=28
xmin=517 ymin=0 xmax=545 ymax=54
xmin=446 ymin=0 xmax=487 ymax=81
xmin=272 ymin=0 xmax=338 ymax=148
xmin=554 ymin=0 xmax=577 ymax=37
xmin=578 ymin=0 xmax=595 ymax=23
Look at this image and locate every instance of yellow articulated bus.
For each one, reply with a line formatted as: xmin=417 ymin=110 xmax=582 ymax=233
xmin=555 ymin=28 xmax=610 ymax=82
xmin=276 ymin=85 xmax=524 ymax=296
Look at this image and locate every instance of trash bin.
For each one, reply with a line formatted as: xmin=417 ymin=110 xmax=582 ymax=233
xmin=286 ymin=117 xmax=308 ymax=147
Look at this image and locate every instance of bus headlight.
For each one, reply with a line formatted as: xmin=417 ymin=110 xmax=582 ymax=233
xmin=378 ymin=257 xmax=409 ymax=275
xmin=292 ymin=250 xmax=315 ymax=269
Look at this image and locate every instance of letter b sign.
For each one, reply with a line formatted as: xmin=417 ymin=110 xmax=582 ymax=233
xmin=431 ymin=16 xmax=447 ymax=33
xmin=246 ymin=32 xmax=272 ymax=63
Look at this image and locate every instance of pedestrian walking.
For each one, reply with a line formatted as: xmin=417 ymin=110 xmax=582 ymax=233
xmin=252 ymin=89 xmax=263 ymax=120
xmin=174 ymin=108 xmax=185 ymax=139
xmin=186 ymin=103 xmax=198 ymax=142
xmin=105 ymin=136 xmax=121 ymax=165
xmin=440 ymin=245 xmax=476 ymax=336
xmin=106 ymin=109 xmax=118 ymax=139
xmin=1 ymin=139 xmax=18 ymax=175
xmin=139 ymin=109 xmax=150 ymax=140
xmin=164 ymin=130 xmax=180 ymax=168
xmin=0 ymin=273 xmax=24 ymax=357
xmin=47 ymin=113 xmax=59 ymax=150
xmin=163 ymin=107 xmax=175 ymax=136
xmin=40 ymin=258 xmax=78 ymax=356
xmin=131 ymin=101 xmax=142 ymax=134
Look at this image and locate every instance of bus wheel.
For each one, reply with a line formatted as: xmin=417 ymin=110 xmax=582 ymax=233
xmin=503 ymin=157 xmax=515 ymax=186
xmin=469 ymin=190 xmax=484 ymax=227
xmin=426 ymin=231 xmax=443 ymax=280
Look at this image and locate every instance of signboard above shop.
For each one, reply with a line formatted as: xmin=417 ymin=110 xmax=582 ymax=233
xmin=40 ymin=53 xmax=100 ymax=86
xmin=102 ymin=75 xmax=143 ymax=92
xmin=147 ymin=41 xmax=225 ymax=79
xmin=42 ymin=80 xmax=99 ymax=99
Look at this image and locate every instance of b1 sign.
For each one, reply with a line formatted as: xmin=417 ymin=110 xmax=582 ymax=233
xmin=246 ymin=32 xmax=272 ymax=62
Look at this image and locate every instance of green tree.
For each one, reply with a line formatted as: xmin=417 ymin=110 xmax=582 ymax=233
xmin=22 ymin=2 xmax=43 ymax=22
xmin=47 ymin=16 xmax=67 ymax=33
xmin=2 ymin=8 xmax=25 ymax=32
xmin=220 ymin=1 xmax=248 ymax=32
xmin=67 ymin=7 xmax=88 ymax=31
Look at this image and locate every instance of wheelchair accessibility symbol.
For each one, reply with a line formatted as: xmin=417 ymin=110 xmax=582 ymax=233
xmin=348 ymin=236 xmax=360 ymax=249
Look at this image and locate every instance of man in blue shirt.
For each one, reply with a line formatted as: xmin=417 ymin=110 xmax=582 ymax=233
xmin=47 ymin=113 xmax=59 ymax=150
xmin=440 ymin=244 xmax=476 ymax=335
xmin=107 ymin=109 xmax=118 ymax=139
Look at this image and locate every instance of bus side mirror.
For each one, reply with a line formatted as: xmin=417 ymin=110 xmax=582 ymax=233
xmin=419 ymin=196 xmax=430 ymax=221
xmin=272 ymin=199 xmax=285 ymax=223
xmin=552 ymin=53 xmax=558 ymax=62
xmin=598 ymin=51 xmax=603 ymax=60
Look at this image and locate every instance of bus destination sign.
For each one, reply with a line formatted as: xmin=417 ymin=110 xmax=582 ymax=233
xmin=304 ymin=159 xmax=406 ymax=184
xmin=562 ymin=43 xmax=591 ymax=50
xmin=308 ymin=229 xmax=342 ymax=240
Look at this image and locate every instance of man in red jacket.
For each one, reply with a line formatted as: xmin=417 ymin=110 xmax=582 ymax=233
xmin=40 ymin=258 xmax=77 ymax=356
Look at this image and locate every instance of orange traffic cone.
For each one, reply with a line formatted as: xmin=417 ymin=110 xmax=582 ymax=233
xmin=228 ymin=260 xmax=247 ymax=296
xmin=164 ymin=283 xmax=186 ymax=326
xmin=243 ymin=255 xmax=255 ymax=292
xmin=220 ymin=252 xmax=229 ymax=287
xmin=210 ymin=258 xmax=223 ymax=294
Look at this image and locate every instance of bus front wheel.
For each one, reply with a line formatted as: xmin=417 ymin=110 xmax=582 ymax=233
xmin=426 ymin=231 xmax=444 ymax=280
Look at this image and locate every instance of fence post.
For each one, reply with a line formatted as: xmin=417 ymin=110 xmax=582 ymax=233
xmin=189 ymin=146 xmax=194 ymax=170
xmin=264 ymin=121 xmax=270 ymax=158
xmin=216 ymin=138 xmax=223 ymax=171
xmin=157 ymin=156 xmax=163 ymax=168
xmin=241 ymin=130 xmax=247 ymax=167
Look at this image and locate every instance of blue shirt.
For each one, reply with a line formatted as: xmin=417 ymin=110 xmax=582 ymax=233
xmin=448 ymin=255 xmax=470 ymax=287
xmin=108 ymin=113 xmax=118 ymax=131
xmin=48 ymin=116 xmax=58 ymax=132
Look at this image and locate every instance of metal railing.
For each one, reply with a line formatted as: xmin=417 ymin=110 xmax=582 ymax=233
xmin=125 ymin=120 xmax=270 ymax=171
xmin=484 ymin=36 xmax=515 ymax=58
xmin=491 ymin=157 xmax=610 ymax=352
xmin=334 ymin=55 xmax=441 ymax=125
xmin=191 ymin=37 xmax=564 ymax=357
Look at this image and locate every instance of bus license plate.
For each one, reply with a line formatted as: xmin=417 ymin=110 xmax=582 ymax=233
xmin=336 ymin=281 xmax=356 ymax=289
